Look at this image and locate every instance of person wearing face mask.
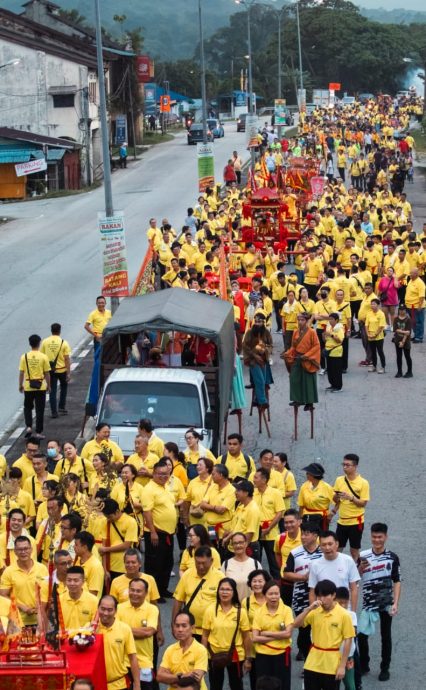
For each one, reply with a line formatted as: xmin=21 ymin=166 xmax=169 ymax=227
xmin=46 ymin=439 xmax=63 ymax=474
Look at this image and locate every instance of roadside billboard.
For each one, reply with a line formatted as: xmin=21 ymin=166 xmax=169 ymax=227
xmin=98 ymin=212 xmax=129 ymax=297
xmin=197 ymin=142 xmax=215 ymax=192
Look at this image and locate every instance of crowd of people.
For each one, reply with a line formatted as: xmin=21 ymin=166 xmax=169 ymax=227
xmin=4 ymin=94 xmax=420 ymax=690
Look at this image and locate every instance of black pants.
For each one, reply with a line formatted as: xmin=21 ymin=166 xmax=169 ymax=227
xmin=50 ymin=371 xmax=68 ymax=414
xmin=316 ymin=330 xmax=326 ymax=369
xmin=358 ymin=610 xmax=393 ymax=672
xmin=338 ymin=167 xmax=345 ymax=182
xmin=342 ymin=336 xmax=349 ymax=371
xmin=280 ymin=581 xmax=293 ymax=606
xmin=304 ymin=669 xmax=339 ymax=690
xmin=359 ymin=322 xmax=371 ymax=361
xmin=297 ymin=624 xmax=312 ymax=659
xmin=256 ymin=652 xmax=291 ymax=690
xmin=395 ymin=345 xmax=412 ymax=374
xmin=144 ymin=531 xmax=174 ymax=596
xmin=24 ymin=390 xmax=46 ymax=433
xmin=369 ymin=340 xmax=385 ymax=368
xmin=306 ymin=284 xmax=318 ymax=301
xmin=235 ymin=170 xmax=241 ymax=184
xmin=119 ymin=156 xmax=127 ymax=168
xmin=351 ymin=300 xmax=361 ymax=331
xmin=259 ymin=539 xmax=280 ymax=579
xmin=209 ymin=660 xmax=243 ymax=690
xmin=273 ymin=300 xmax=283 ymax=331
xmin=326 ymin=354 xmax=343 ymax=390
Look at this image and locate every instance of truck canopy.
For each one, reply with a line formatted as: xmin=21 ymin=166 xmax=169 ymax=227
xmin=101 ymin=288 xmax=235 ymax=429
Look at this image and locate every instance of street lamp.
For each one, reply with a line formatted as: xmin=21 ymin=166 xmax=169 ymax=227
xmin=295 ymin=0 xmax=304 ymax=102
xmin=235 ymin=0 xmax=256 ymax=170
xmin=198 ymin=0 xmax=208 ymax=144
xmin=0 ymin=58 xmax=21 ymax=70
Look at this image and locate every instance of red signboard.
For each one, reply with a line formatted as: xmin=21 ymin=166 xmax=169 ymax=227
xmin=329 ymin=82 xmax=341 ymax=91
xmin=136 ymin=55 xmax=154 ymax=83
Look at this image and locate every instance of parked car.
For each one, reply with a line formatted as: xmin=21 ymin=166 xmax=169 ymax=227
xmin=237 ymin=113 xmax=248 ymax=132
xmin=187 ymin=123 xmax=214 ymax=144
xmin=207 ymin=118 xmax=224 ymax=138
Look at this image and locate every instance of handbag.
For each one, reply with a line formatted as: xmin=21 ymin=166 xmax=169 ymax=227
xmin=189 ymin=477 xmax=212 ymax=518
xmin=208 ymin=606 xmax=241 ymax=670
xmin=49 ymin=339 xmax=63 ymax=372
xmin=25 ymin=353 xmax=42 ymax=389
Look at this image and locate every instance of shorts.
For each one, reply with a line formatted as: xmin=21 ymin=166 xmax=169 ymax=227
xmin=336 ymin=522 xmax=364 ymax=549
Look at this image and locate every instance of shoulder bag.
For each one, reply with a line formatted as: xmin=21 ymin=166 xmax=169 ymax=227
xmin=181 ymin=578 xmax=206 ymax=615
xmin=25 ymin=353 xmax=42 ymax=389
xmin=208 ymin=606 xmax=241 ymax=670
xmin=50 ymin=339 xmax=64 ymax=372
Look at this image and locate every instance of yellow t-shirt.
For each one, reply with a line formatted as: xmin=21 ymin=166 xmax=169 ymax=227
xmin=297 ymin=480 xmax=334 ymax=517
xmin=160 ymin=639 xmax=208 ymax=690
xmin=173 ymin=566 xmax=224 ymax=633
xmin=304 ymin=604 xmax=355 ymax=675
xmin=19 ymin=351 xmax=50 ymax=391
xmin=202 ymin=603 xmax=250 ymax=661
xmin=304 ymin=257 xmax=324 ymax=285
xmin=127 ymin=452 xmax=159 ymax=487
xmin=365 ymin=309 xmax=386 ymax=341
xmin=185 ymin=475 xmax=214 ymax=526
xmin=333 ymin=474 xmax=370 ymax=526
xmin=12 ymin=454 xmax=35 ymax=483
xmin=117 ymin=600 xmax=159 ymax=668
xmin=324 ymin=323 xmax=344 ymax=357
xmin=278 ymin=469 xmax=297 ymax=511
xmin=0 ymin=490 xmax=36 ymax=533
xmin=23 ymin=472 xmax=57 ymax=503
xmin=184 ymin=447 xmax=216 ymax=467
xmin=40 ymin=336 xmax=72 ymax=373
xmin=405 ymin=277 xmax=426 ymax=308
xmin=180 ymin=546 xmax=221 ymax=573
xmin=100 ymin=514 xmax=139 ymax=573
xmin=110 ymin=572 xmax=160 ymax=604
xmin=76 ymin=554 xmax=105 ymax=599
xmin=80 ymin=439 xmax=124 ymax=466
xmin=86 ymin=308 xmax=112 ymax=336
xmin=60 ymin=589 xmax=98 ymax=631
xmin=253 ymin=486 xmax=285 ymax=541
xmin=217 ymin=452 xmax=256 ymax=481
xmin=281 ymin=301 xmax=299 ymax=332
xmin=203 ymin=482 xmax=236 ymax=537
xmin=98 ymin=618 xmax=137 ymax=690
xmin=110 ymin=482 xmax=144 ymax=514
xmin=228 ymin=500 xmax=261 ymax=538
xmin=141 ymin=480 xmax=177 ymax=535
xmin=274 ymin=529 xmax=302 ymax=575
xmin=0 ymin=561 xmax=48 ymax=626
xmin=252 ymin=600 xmax=294 ymax=653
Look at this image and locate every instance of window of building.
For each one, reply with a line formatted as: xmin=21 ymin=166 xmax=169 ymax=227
xmin=52 ymin=93 xmax=75 ymax=108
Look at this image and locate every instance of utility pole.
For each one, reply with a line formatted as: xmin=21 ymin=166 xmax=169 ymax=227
xmin=82 ymin=86 xmax=92 ymax=186
xmin=296 ymin=0 xmax=304 ymax=105
xmin=198 ymin=0 xmax=208 ymax=144
xmin=246 ymin=4 xmax=256 ymax=171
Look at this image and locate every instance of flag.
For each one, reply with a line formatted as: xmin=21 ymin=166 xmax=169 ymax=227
xmin=46 ymin=583 xmax=61 ymax=650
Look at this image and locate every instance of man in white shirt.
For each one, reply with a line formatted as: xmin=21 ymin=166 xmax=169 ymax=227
xmin=308 ymin=530 xmax=360 ymax=610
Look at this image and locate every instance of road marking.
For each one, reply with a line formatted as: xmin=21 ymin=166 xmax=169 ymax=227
xmin=78 ymin=349 xmax=90 ymax=358
xmin=0 ymin=445 xmax=12 ymax=455
xmin=9 ymin=426 xmax=25 ymax=439
xmin=71 ymin=362 xmax=79 ymax=371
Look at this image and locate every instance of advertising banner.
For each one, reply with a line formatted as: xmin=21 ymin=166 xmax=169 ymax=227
xmin=98 ymin=212 xmax=129 ymax=297
xmin=197 ymin=142 xmax=215 ymax=192
xmin=246 ymin=114 xmax=259 ymax=148
xmin=15 ymin=158 xmax=47 ymax=177
xmin=274 ymin=99 xmax=287 ymax=125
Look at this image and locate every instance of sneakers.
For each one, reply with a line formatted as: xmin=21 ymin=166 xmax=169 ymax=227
xmin=368 ymin=365 xmax=376 ymax=372
xmin=377 ymin=367 xmax=385 ymax=374
xmin=319 ymin=368 xmax=325 ymax=375
xmin=403 ymin=371 xmax=413 ymax=378
xmin=359 ymin=360 xmax=369 ymax=366
xmin=378 ymin=669 xmax=390 ymax=681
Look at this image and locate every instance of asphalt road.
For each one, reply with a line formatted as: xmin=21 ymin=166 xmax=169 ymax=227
xmin=0 ymin=122 xmax=250 ymax=433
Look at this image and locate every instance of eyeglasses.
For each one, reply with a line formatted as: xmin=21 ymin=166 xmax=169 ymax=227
xmin=232 ymin=541 xmax=246 ymax=546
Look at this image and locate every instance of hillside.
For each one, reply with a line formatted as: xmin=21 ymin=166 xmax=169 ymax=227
xmin=3 ymin=0 xmax=426 ymax=59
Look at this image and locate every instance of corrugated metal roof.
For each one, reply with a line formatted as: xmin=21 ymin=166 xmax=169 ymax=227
xmin=47 ymin=148 xmax=65 ymax=161
xmin=0 ymin=149 xmax=40 ymax=163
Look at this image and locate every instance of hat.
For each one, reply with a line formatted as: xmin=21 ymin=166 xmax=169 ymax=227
xmin=302 ymin=462 xmax=325 ymax=478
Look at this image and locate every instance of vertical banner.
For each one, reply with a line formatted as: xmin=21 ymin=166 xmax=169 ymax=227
xmin=297 ymin=88 xmax=306 ymax=110
xmin=246 ymin=114 xmax=259 ymax=148
xmin=274 ymin=99 xmax=287 ymax=125
xmin=115 ymin=114 xmax=127 ymax=144
xmin=98 ymin=212 xmax=129 ymax=297
xmin=310 ymin=176 xmax=326 ymax=198
xmin=197 ymin=142 xmax=215 ymax=192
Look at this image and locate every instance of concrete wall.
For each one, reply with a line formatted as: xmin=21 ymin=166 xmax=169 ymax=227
xmin=0 ymin=40 xmax=102 ymax=185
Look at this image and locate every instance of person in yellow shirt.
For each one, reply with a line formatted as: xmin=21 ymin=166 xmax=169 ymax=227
xmin=0 ymin=468 xmax=36 ymax=534
xmin=303 ymin=249 xmax=324 ymax=300
xmin=201 ymin=577 xmax=252 ymax=684
xmin=293 ymin=580 xmax=354 ymax=686
xmin=313 ymin=287 xmax=337 ymax=374
xmin=157 ymin=611 xmax=208 ymax=690
xmin=253 ymin=468 xmax=284 ymax=580
xmin=332 ymin=453 xmax=370 ymax=561
xmin=217 ymin=434 xmax=256 ymax=482
xmin=81 ymin=423 xmax=124 ymax=469
xmin=84 ymin=295 xmax=112 ymax=353
xmin=138 ymin=419 xmax=165 ymax=458
xmin=297 ymin=463 xmax=335 ymax=530
xmin=60 ymin=566 xmax=98 ymax=632
xmin=146 ymin=217 xmax=162 ymax=244
xmin=0 ymin=535 xmax=48 ymax=626
xmin=405 ymin=267 xmax=426 ymax=343
xmin=252 ymin=580 xmax=294 ymax=690
xmin=117 ymin=577 xmax=159 ymax=679
xmin=141 ymin=460 xmax=177 ymax=599
xmin=19 ymin=334 xmax=51 ymax=438
xmin=179 ymin=525 xmax=221 ymax=575
xmin=183 ymin=428 xmax=216 ymax=477
xmin=12 ymin=437 xmax=40 ymax=483
xmin=23 ymin=452 xmax=55 ymax=510
xmin=99 ymin=498 xmax=139 ymax=583
xmin=324 ymin=313 xmax=345 ymax=392
xmin=74 ymin=531 xmax=104 ymax=599
xmin=0 ymin=508 xmax=37 ymax=566
xmin=365 ymin=299 xmax=386 ymax=373
xmin=221 ymin=480 xmax=261 ymax=552
xmin=97 ymin=595 xmax=141 ymax=690
xmin=126 ymin=434 xmax=159 ymax=488
xmin=358 ymin=283 xmax=377 ymax=366
xmin=172 ymin=546 xmax=224 ymax=635
xmin=281 ymin=290 xmax=299 ymax=351
xmin=199 ymin=464 xmax=236 ymax=543
xmin=41 ymin=323 xmax=72 ymax=417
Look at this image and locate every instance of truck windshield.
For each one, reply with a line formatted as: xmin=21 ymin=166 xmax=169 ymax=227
xmin=98 ymin=381 xmax=203 ymax=427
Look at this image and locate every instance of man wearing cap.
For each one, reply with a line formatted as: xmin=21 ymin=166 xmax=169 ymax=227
xmin=297 ymin=463 xmax=335 ymax=531
xmin=222 ymin=480 xmax=261 ymax=557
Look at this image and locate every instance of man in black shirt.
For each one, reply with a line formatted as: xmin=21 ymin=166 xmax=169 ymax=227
xmin=392 ymin=304 xmax=413 ymax=378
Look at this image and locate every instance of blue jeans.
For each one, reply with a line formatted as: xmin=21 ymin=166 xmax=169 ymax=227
xmin=50 ymin=372 xmax=68 ymax=414
xmin=250 ymin=364 xmax=267 ymax=405
xmin=295 ymin=268 xmax=305 ymax=284
xmin=414 ymin=307 xmax=424 ymax=341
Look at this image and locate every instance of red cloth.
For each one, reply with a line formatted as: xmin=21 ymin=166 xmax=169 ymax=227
xmin=66 ymin=635 xmax=108 ymax=690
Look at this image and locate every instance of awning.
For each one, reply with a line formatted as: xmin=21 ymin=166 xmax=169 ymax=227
xmin=47 ymin=148 xmax=66 ymax=161
xmin=0 ymin=149 xmax=43 ymax=164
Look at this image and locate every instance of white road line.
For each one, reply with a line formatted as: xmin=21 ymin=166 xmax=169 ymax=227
xmin=70 ymin=362 xmax=79 ymax=371
xmin=9 ymin=426 xmax=25 ymax=439
xmin=0 ymin=445 xmax=12 ymax=455
xmin=78 ymin=349 xmax=90 ymax=358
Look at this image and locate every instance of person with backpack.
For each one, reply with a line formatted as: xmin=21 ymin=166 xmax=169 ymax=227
xmin=217 ymin=434 xmax=255 ymax=483
xmin=184 ymin=428 xmax=216 ymax=481
xmin=220 ymin=533 xmax=262 ymax=601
